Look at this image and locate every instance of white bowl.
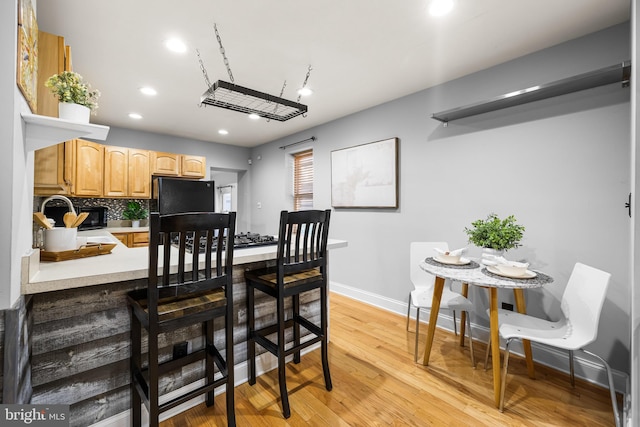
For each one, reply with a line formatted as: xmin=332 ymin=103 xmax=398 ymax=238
xmin=496 ymin=264 xmax=528 ymax=277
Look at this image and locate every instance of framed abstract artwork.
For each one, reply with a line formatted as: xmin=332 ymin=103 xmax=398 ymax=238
xmin=331 ymin=137 xmax=398 ymax=208
xmin=17 ymin=0 xmax=38 ymax=113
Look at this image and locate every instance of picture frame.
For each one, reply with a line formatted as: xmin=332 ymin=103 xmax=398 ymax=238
xmin=17 ymin=0 xmax=38 ymax=113
xmin=331 ymin=137 xmax=398 ymax=208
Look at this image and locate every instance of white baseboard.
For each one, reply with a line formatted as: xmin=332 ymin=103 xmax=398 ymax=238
xmin=330 ymin=281 xmax=629 ymax=395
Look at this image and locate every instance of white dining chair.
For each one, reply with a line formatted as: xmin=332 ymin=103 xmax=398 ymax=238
xmin=406 ymin=241 xmax=475 ymax=365
xmin=497 ymin=262 xmax=619 ymax=427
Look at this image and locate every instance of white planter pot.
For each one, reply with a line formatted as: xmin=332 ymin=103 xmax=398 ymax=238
xmin=58 ymin=102 xmax=90 ymax=123
xmin=131 ymin=220 xmax=140 ymax=228
xmin=481 ymin=248 xmax=504 ymax=265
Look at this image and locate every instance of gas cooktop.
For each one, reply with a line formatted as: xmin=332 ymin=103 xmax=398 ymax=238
xmin=171 ymin=232 xmax=277 ymax=253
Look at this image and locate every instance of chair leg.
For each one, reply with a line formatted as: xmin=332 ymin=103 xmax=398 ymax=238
xmin=293 ymin=294 xmax=301 ymax=364
xmin=406 ymin=293 xmax=412 ymax=332
xmin=466 ymin=311 xmax=475 ymax=368
xmin=568 ymin=349 xmax=575 ymax=388
xmin=276 ymin=292 xmax=291 ymax=418
xmin=320 ymin=285 xmax=332 ymax=391
xmin=499 ymin=338 xmax=513 ymax=412
xmin=581 ymin=349 xmax=621 ymax=427
xmin=246 ymin=283 xmax=256 ymax=385
xmin=484 ymin=339 xmax=491 ymax=371
xmin=452 ymin=310 xmax=458 ymax=336
xmin=414 ymin=307 xmax=421 ymax=363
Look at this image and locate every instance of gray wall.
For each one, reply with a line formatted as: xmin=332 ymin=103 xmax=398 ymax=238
xmin=249 ymin=22 xmax=632 ymax=375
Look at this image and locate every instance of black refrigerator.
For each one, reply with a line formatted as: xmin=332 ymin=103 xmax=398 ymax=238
xmin=153 ymin=177 xmax=215 ymax=214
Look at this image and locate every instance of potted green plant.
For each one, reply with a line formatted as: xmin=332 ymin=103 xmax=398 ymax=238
xmin=122 ymin=201 xmax=148 ymax=228
xmin=464 ymin=213 xmax=525 ymax=253
xmin=45 ymin=71 xmax=100 ymax=122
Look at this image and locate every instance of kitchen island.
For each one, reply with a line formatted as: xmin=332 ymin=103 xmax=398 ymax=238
xmin=15 ymin=230 xmax=347 ymax=426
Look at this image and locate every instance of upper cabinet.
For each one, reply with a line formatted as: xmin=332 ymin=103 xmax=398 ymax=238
xmin=151 ymin=152 xmax=180 ymax=176
xmin=37 ymin=31 xmax=72 ymax=118
xmin=34 ymin=139 xmax=103 ymax=197
xmin=152 ymin=152 xmax=206 ymax=179
xmin=128 ymin=149 xmax=151 ymax=198
xmin=74 ymin=139 xmax=104 ymax=197
xmin=103 ymin=146 xmax=129 ymax=197
xmin=104 ymin=147 xmax=151 ymax=198
xmin=181 ymin=155 xmax=206 ymax=178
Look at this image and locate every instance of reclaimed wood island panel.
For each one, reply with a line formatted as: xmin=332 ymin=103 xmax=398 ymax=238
xmin=15 ymin=231 xmax=347 ymax=426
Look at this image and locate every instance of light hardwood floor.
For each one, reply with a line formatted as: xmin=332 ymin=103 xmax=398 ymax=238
xmin=161 ymin=292 xmax=618 ymax=426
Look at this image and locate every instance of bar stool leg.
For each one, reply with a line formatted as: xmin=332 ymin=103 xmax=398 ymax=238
xmin=321 ymin=285 xmax=332 ymax=390
xmin=130 ymin=313 xmax=142 ymax=427
xmin=293 ymin=294 xmax=301 ymax=364
xmin=205 ymin=319 xmax=215 ymax=406
xmin=148 ymin=325 xmax=160 ymax=427
xmin=247 ymin=285 xmax=256 ymax=385
xmin=276 ymin=292 xmax=291 ymax=418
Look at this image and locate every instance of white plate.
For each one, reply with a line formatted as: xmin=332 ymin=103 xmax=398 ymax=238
xmin=433 ymin=256 xmax=471 ymax=266
xmin=487 ymin=265 xmax=537 ymax=279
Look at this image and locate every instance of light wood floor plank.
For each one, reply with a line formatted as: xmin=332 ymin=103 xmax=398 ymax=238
xmin=161 ymin=292 xmax=618 ymax=426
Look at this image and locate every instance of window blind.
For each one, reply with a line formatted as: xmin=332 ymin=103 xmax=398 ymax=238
xmin=293 ymin=149 xmax=313 ymax=210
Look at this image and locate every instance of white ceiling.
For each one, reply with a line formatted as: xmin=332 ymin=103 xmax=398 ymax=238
xmin=36 ymin=0 xmax=630 ymax=148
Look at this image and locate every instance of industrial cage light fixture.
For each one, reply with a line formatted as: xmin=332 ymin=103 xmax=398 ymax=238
xmin=197 ymin=24 xmax=310 ymax=122
xmin=200 ymin=80 xmax=308 ymax=122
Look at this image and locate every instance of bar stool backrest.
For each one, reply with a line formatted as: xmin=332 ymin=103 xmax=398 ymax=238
xmin=147 ymin=211 xmax=236 ymax=323
xmin=276 ymin=209 xmax=331 ymax=281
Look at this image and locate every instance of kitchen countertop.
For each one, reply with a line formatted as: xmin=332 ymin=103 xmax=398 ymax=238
xmin=22 ymin=229 xmax=348 ymax=294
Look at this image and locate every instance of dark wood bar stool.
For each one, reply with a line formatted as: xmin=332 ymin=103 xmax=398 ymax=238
xmin=245 ymin=209 xmax=332 ymax=418
xmin=128 ymin=211 xmax=236 ymax=427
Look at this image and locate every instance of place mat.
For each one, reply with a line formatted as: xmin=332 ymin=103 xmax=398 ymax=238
xmin=423 ymin=257 xmax=480 ymax=270
xmin=481 ymin=267 xmax=553 ymax=285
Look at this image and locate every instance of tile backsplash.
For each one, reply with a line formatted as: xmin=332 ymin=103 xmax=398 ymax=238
xmin=35 ymin=197 xmax=150 ymax=223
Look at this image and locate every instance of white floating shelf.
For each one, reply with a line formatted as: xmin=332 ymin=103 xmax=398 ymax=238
xmin=22 ymin=113 xmax=110 ymax=152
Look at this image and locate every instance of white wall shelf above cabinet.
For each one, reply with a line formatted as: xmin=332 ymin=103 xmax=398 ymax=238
xmin=22 ymin=113 xmax=110 ymax=152
xmin=431 ymin=61 xmax=631 ymax=125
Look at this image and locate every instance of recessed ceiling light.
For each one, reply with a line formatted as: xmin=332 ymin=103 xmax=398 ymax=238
xmin=297 ymin=87 xmax=313 ymax=97
xmin=165 ymin=38 xmax=187 ymax=53
xmin=129 ymin=113 xmax=143 ymax=120
xmin=248 ymin=113 xmax=260 ymax=120
xmin=139 ymin=87 xmax=157 ymax=96
xmin=218 ymin=129 xmax=229 ymax=135
xmin=429 ymin=0 xmax=454 ymax=16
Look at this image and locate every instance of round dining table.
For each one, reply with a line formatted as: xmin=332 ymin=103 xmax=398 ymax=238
xmin=419 ymin=257 xmax=553 ymax=408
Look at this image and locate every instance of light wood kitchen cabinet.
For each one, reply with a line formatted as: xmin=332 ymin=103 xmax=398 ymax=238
xmin=151 ymin=152 xmax=180 ymax=176
xmin=103 ymin=147 xmax=150 ymax=198
xmin=37 ymin=31 xmax=72 ymax=118
xmin=103 ymin=146 xmax=128 ymax=197
xmin=112 ymin=231 xmax=149 ymax=248
xmin=180 ymin=155 xmax=206 ymax=178
xmin=35 ymin=139 xmax=103 ymax=197
xmin=74 ymin=139 xmax=104 ymax=197
xmin=34 ymin=142 xmax=74 ymax=195
xmin=128 ymin=149 xmax=151 ymax=197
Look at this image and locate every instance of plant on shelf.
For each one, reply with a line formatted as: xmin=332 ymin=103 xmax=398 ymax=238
xmin=45 ymin=71 xmax=101 ymax=112
xmin=464 ymin=213 xmax=525 ymax=251
xmin=122 ymin=201 xmax=148 ymax=221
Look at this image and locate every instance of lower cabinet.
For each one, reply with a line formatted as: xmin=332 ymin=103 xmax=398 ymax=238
xmin=111 ymin=231 xmax=149 ymax=248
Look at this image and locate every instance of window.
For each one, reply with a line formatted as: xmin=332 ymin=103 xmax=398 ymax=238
xmin=293 ymin=149 xmax=313 ymax=210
